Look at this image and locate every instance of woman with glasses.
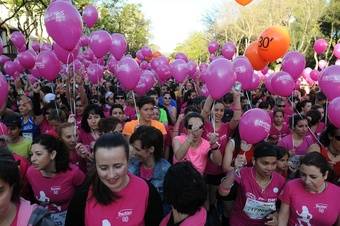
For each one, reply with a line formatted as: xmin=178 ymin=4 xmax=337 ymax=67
xmin=308 ymin=123 xmax=340 ymax=183
xmin=278 ymin=152 xmax=340 ymax=226
xmin=173 ymin=112 xmax=222 ymax=174
xmin=163 ymin=92 xmax=177 ymax=123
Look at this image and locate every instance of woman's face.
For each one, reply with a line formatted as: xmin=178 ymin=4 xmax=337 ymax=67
xmin=214 ymin=103 xmax=224 ymax=122
xmin=30 ymin=143 xmax=55 ymax=171
xmin=294 ymin=119 xmax=308 ymax=137
xmin=277 ymin=154 xmax=289 ymax=172
xmin=186 ymin=82 xmax=193 ymax=91
xmin=187 ymin=117 xmax=204 ymax=141
xmin=18 ymin=98 xmax=32 ymax=116
xmin=87 ymin=113 xmax=101 ymax=130
xmin=255 ymin=156 xmax=277 ymax=178
xmin=75 ymin=101 xmax=84 ymax=116
xmin=95 ymin=146 xmax=129 ymax=192
xmin=61 ymin=126 xmax=77 ymax=150
xmin=7 ymin=126 xmax=20 ymax=141
xmin=153 ymin=108 xmax=160 ymax=121
xmin=0 ymin=179 xmax=13 ymax=217
xmin=132 ymin=140 xmax=152 ymax=163
xmin=115 ymin=96 xmax=125 ymax=106
xmin=274 ymin=112 xmax=284 ymax=126
xmin=317 ymin=107 xmax=325 ymax=119
xmin=300 ymin=164 xmax=327 ymax=193
xmin=139 ymin=104 xmax=154 ymax=122
xmin=302 ymin=102 xmax=312 ymax=113
xmin=111 ymin=108 xmax=125 ymax=122
xmin=163 ymin=94 xmax=171 ymax=106
xmin=329 ymin=129 xmax=340 ymax=153
xmin=107 ymin=95 xmax=114 ymax=105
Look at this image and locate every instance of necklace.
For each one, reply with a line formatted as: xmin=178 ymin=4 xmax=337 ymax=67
xmin=251 ymin=168 xmax=272 ymax=192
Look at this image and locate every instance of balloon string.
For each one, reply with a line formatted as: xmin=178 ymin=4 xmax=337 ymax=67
xmin=245 ymin=91 xmax=252 ymax=109
xmin=212 ymin=101 xmax=216 ymax=134
xmin=325 ymin=99 xmax=328 ymax=126
xmin=132 ymin=91 xmax=139 ymax=124
xmin=50 ymin=83 xmax=60 ymax=121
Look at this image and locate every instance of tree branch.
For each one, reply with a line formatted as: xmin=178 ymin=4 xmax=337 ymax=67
xmin=0 ymin=0 xmax=27 ymax=28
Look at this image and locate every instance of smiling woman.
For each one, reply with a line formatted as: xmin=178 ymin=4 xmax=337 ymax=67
xmin=65 ymin=133 xmax=163 ymax=226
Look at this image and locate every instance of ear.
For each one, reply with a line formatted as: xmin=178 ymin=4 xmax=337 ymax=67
xmin=50 ymin=150 xmax=57 ymax=160
xmin=324 ymin=171 xmax=329 ymax=180
xmin=148 ymin=146 xmax=155 ymax=154
xmin=252 ymin=158 xmax=255 ymax=166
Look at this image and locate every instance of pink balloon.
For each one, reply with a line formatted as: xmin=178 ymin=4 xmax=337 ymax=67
xmin=36 ymin=50 xmax=61 ymax=81
xmin=4 ymin=61 xmax=17 ymax=77
xmin=82 ymin=48 xmax=95 ymax=61
xmin=30 ymin=67 xmax=40 ymax=78
xmin=302 ymin=67 xmax=312 ymax=79
xmin=87 ymin=63 xmax=103 ymax=84
xmin=141 ymin=46 xmax=152 ymax=58
xmin=27 ymin=74 xmax=39 ymax=84
xmin=265 ymin=73 xmax=275 ymax=94
xmin=239 ymin=108 xmax=271 ymax=144
xmin=10 ymin=31 xmax=26 ymax=50
xmin=208 ymin=41 xmax=219 ymax=54
xmin=318 ymin=60 xmax=327 ymax=70
xmin=151 ymin=56 xmax=168 ymax=70
xmin=0 ymin=76 xmax=9 ymax=108
xmin=247 ymin=71 xmax=260 ymax=91
xmin=310 ymin=70 xmax=319 ymax=81
xmin=328 ymin=97 xmax=340 ymax=128
xmin=261 ymin=66 xmax=269 ymax=75
xmin=116 ymin=57 xmax=141 ymax=90
xmin=271 ymin=71 xmax=295 ymax=97
xmin=187 ymin=60 xmax=197 ymax=77
xmin=333 ymin=43 xmax=340 ymax=59
xmin=170 ymin=59 xmax=189 ymax=83
xmin=107 ymin=56 xmax=118 ymax=74
xmin=206 ymin=58 xmax=236 ymax=100
xmin=201 ymin=84 xmax=209 ymax=97
xmin=313 ymin=38 xmax=328 ymax=54
xmin=175 ymin=52 xmax=188 ymax=62
xmin=44 ymin=1 xmax=82 ymax=51
xmin=319 ymin=65 xmax=340 ymax=100
xmin=336 ymin=59 xmax=340 ymax=66
xmin=41 ymin=43 xmax=52 ymax=51
xmin=18 ymin=49 xmax=36 ymax=69
xmin=295 ymin=79 xmax=301 ymax=90
xmin=90 ymin=30 xmax=112 ymax=58
xmin=111 ymin=33 xmax=127 ymax=61
xmin=140 ymin=61 xmax=150 ymax=70
xmin=136 ymin=50 xmax=144 ymax=61
xmin=14 ymin=58 xmax=24 ymax=74
xmin=0 ymin=55 xmax=10 ymax=66
xmin=221 ymin=42 xmax=236 ymax=60
xmin=134 ymin=70 xmax=155 ymax=95
xmin=53 ymin=42 xmax=79 ymax=64
xmin=31 ymin=41 xmax=40 ymax=53
xmin=154 ymin=64 xmax=171 ymax=82
xmin=82 ymin=5 xmax=98 ymax=28
xmin=281 ymin=51 xmax=306 ymax=80
xmin=233 ymin=56 xmax=254 ymax=90
xmin=80 ymin=35 xmax=90 ymax=47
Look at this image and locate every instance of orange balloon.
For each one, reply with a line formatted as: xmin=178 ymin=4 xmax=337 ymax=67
xmin=245 ymin=41 xmax=268 ymax=71
xmin=257 ymin=26 xmax=290 ymax=62
xmin=235 ymin=0 xmax=253 ymax=6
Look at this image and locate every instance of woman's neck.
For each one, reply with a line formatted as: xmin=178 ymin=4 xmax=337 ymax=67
xmin=292 ymin=132 xmax=303 ymax=140
xmin=143 ymin=157 xmax=155 ymax=168
xmin=214 ymin=120 xmax=221 ymax=129
xmin=328 ymin=144 xmax=340 ymax=157
xmin=41 ymin=162 xmax=57 ymax=177
xmin=9 ymin=136 xmax=21 ymax=144
xmin=255 ymin=170 xmax=271 ymax=187
xmin=112 ymin=175 xmax=130 ymax=193
xmin=274 ymin=122 xmax=282 ymax=129
xmin=172 ymin=208 xmax=189 ymax=224
xmin=0 ymin=202 xmax=16 ymax=226
xmin=139 ymin=118 xmax=151 ymax=126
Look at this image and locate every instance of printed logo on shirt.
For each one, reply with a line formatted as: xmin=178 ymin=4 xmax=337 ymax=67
xmin=117 ymin=209 xmax=133 ymax=223
xmin=296 ymin=205 xmax=312 ymax=226
xmin=51 ymin=186 xmax=61 ymax=195
xmin=315 ymin=203 xmax=328 ymax=213
xmin=273 ymin=187 xmax=279 ymax=193
xmin=102 ymin=219 xmax=111 ymax=226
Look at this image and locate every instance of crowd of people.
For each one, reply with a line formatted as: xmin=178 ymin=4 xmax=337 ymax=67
xmin=0 ymin=74 xmax=339 ymax=226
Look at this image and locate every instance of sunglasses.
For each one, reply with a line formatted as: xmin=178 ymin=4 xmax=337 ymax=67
xmin=187 ymin=124 xmax=204 ymax=131
xmin=115 ymin=96 xmax=125 ymax=100
xmin=164 ymin=97 xmax=171 ymax=100
xmin=278 ymin=105 xmax=285 ymax=108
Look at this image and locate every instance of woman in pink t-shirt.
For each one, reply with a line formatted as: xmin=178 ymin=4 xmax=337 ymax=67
xmin=0 ymin=149 xmax=55 ymax=226
xmin=219 ymin=142 xmax=286 ymax=226
xmin=28 ymin=134 xmax=85 ymax=226
xmin=160 ymin=162 xmax=207 ymax=226
xmin=173 ymin=112 xmax=222 ymax=174
xmin=268 ymin=109 xmax=290 ymax=145
xmin=278 ymin=152 xmax=340 ymax=226
xmin=65 ymin=133 xmax=163 ymax=226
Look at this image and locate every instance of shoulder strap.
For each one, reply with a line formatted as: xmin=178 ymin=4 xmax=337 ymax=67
xmin=28 ymin=206 xmax=55 ymax=226
xmin=17 ymin=198 xmax=37 ymax=226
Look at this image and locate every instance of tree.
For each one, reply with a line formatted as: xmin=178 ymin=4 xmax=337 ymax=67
xmin=174 ymin=32 xmax=209 ymax=63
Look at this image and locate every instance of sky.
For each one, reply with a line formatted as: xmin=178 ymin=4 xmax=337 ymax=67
xmin=128 ymin=0 xmax=226 ymax=54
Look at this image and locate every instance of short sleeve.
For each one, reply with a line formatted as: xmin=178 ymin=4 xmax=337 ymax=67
xmin=279 ymin=181 xmax=292 ymax=205
xmin=72 ymin=166 xmax=86 ymax=187
xmin=157 ymin=123 xmax=167 ymax=135
xmin=122 ymin=121 xmax=135 ymax=136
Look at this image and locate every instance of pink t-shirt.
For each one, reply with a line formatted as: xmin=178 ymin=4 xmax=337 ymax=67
xmin=26 ymin=164 xmax=85 ymax=212
xmin=78 ymin=128 xmax=96 ymax=148
xmin=278 ymin=134 xmax=314 ymax=156
xmin=85 ymin=174 xmax=149 ymax=226
xmin=173 ymin=135 xmax=210 ymax=174
xmin=230 ymin=167 xmax=285 ymax=226
xmin=268 ymin=123 xmax=290 ymax=144
xmin=203 ymin=122 xmax=230 ymax=175
xmin=39 ymin=120 xmax=57 ymax=137
xmin=160 ymin=207 xmax=207 ymax=226
xmin=279 ymin=179 xmax=340 ymax=226
xmin=125 ymin=105 xmax=137 ymax=121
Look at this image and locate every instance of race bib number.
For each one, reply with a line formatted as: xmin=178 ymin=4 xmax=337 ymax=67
xmin=22 ymin=132 xmax=33 ymax=141
xmin=243 ymin=197 xmax=276 ymax=219
xmin=51 ymin=211 xmax=67 ymax=226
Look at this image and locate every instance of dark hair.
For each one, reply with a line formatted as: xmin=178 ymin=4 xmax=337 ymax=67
xmin=184 ymin=105 xmax=200 ymax=115
xmin=319 ymin=124 xmax=339 ymax=147
xmin=147 ymin=90 xmax=159 ymax=97
xmin=258 ymin=101 xmax=270 ymax=110
xmin=56 ymin=122 xmax=75 ymax=138
xmin=110 ymin=104 xmax=124 ymax=115
xmin=183 ymin=112 xmax=204 ymax=129
xmin=311 ymin=104 xmax=323 ymax=111
xmin=273 ymin=108 xmax=284 ymax=117
xmin=316 ymin=92 xmax=327 ymax=102
xmin=0 ymin=148 xmax=21 ymax=203
xmin=276 ymin=146 xmax=290 ymax=160
xmin=253 ymin=142 xmax=278 ymax=159
xmin=130 ymin=126 xmax=163 ymax=161
xmin=163 ymin=162 xmax=207 ymax=215
xmin=81 ymin=104 xmax=105 ymax=133
xmin=300 ymin=152 xmax=331 ymax=176
xmin=92 ymin=133 xmax=129 ymax=205
xmin=33 ymin=135 xmax=70 ymax=173
xmin=306 ymin=109 xmax=321 ymax=127
xmin=296 ymin=100 xmax=311 ymax=112
xmin=136 ymin=96 xmax=155 ymax=109
xmin=98 ymin=117 xmax=122 ymax=134
xmin=289 ymin=114 xmax=308 ymax=129
xmin=47 ymin=108 xmax=67 ymax=122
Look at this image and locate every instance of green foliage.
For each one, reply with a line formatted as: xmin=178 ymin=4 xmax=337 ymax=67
xmin=174 ymin=32 xmax=209 ymax=63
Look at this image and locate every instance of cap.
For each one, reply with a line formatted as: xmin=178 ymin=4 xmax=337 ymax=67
xmin=3 ymin=114 xmax=21 ymax=128
xmin=43 ymin=93 xmax=56 ymax=104
xmin=105 ymin=91 xmax=114 ymax=100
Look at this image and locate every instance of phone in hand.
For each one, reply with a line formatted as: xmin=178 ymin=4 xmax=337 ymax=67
xmin=233 ymin=81 xmax=242 ymax=92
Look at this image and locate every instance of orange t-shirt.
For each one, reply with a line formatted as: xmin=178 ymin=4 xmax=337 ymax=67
xmin=122 ymin=119 xmax=167 ymax=136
